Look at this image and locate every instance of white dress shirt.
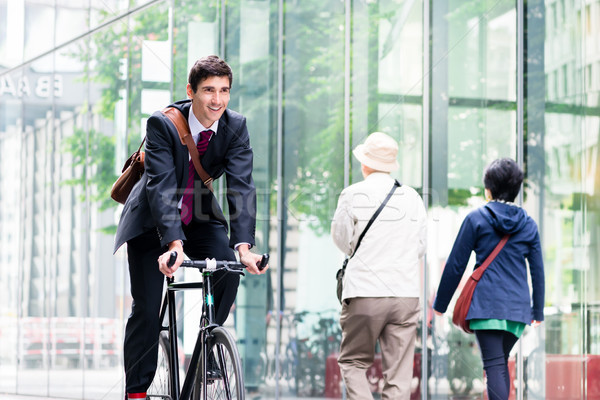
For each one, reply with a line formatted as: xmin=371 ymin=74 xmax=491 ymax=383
xmin=331 ymin=172 xmax=427 ymax=300
xmin=188 ymin=106 xmax=218 ymax=157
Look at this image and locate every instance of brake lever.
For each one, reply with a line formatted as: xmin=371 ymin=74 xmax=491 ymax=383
xmin=258 ymin=254 xmax=270 ymax=271
xmin=168 ymin=251 xmax=178 ymax=267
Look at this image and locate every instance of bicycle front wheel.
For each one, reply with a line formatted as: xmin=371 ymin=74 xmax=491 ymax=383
xmin=194 ymin=326 xmax=244 ymax=400
xmin=147 ymin=331 xmax=173 ymax=398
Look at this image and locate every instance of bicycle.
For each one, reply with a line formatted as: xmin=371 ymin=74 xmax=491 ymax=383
xmin=147 ymin=251 xmax=269 ymax=400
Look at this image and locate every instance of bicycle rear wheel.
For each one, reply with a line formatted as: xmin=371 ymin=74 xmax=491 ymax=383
xmin=194 ymin=326 xmax=244 ymax=399
xmin=147 ymin=331 xmax=173 ymax=398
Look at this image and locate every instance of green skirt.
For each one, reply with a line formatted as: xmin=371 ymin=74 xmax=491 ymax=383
xmin=469 ymin=319 xmax=526 ymax=338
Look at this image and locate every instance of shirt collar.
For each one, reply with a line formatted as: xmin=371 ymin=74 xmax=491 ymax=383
xmin=188 ymin=107 xmax=219 ymax=141
xmin=365 ymin=171 xmax=393 ymax=181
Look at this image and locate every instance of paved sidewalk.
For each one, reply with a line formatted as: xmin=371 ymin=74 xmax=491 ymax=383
xmin=0 ymin=395 xmax=71 ymax=400
xmin=0 ymin=395 xmax=333 ymax=400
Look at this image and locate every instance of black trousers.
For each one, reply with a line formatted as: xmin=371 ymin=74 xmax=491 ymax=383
xmin=123 ymin=220 xmax=239 ymax=394
xmin=475 ymin=329 xmax=519 ymax=400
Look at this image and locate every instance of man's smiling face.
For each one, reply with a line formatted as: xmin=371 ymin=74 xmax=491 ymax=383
xmin=187 ymin=75 xmax=230 ymax=127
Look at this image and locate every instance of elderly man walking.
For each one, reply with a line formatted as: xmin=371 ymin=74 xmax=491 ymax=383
xmin=331 ymin=131 xmax=427 ymax=399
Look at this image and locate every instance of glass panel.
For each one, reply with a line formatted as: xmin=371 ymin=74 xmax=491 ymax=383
xmin=223 ymin=0 xmax=274 ymax=395
xmin=529 ymin=0 xmax=597 ymax=398
xmin=279 ymin=0 xmax=345 ymax=397
xmin=378 ymin=103 xmax=423 ymax=189
xmin=47 ymin=42 xmax=88 ymax=394
xmin=24 ymin=1 xmax=55 ymax=61
xmin=0 ymin=64 xmax=21 ymax=394
xmin=428 ymin=1 xmax=517 ymax=399
xmin=89 ymin=0 xmax=125 ymax=29
xmin=352 ymin=0 xmax=423 ymax=187
xmin=3 ymin=0 xmax=24 ymax=68
xmin=0 ymin=0 xmax=8 ymax=66
xmin=93 ymin=3 xmax=169 ymax=398
xmin=13 ymin=53 xmax=58 ymax=396
xmin=352 ymin=0 xmax=424 ymax=187
xmin=55 ymin=2 xmax=89 ymax=49
xmin=10 ymin=1 xmax=172 ymax=397
xmin=447 ymin=3 xmax=516 ymax=101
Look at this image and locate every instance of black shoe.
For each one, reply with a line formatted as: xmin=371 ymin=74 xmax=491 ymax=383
xmin=207 ymin=354 xmax=222 ymax=381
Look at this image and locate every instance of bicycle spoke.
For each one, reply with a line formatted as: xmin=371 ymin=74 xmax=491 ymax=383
xmin=148 ymin=332 xmax=173 ymax=398
xmin=217 ymin=344 xmax=232 ymax=398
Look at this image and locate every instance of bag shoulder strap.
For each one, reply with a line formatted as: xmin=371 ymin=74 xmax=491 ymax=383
xmin=162 ymin=107 xmax=213 ymax=188
xmin=136 ymin=137 xmax=146 ymax=153
xmin=471 ymin=234 xmax=510 ymax=281
xmin=350 ymin=179 xmax=401 ymax=259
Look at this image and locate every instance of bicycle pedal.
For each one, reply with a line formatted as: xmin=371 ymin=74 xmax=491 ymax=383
xmin=207 ymin=368 xmax=223 ymax=381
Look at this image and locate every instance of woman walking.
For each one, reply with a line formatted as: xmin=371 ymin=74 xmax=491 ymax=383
xmin=433 ymin=158 xmax=545 ymax=400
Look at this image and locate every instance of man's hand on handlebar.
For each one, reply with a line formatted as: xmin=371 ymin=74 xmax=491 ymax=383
xmin=238 ymin=244 xmax=269 ymax=275
xmin=158 ymin=240 xmax=184 ymax=278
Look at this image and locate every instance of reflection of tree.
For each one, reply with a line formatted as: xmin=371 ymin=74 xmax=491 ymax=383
xmin=61 ymin=6 xmax=170 ymax=226
xmin=282 ymin=0 xmax=346 ymax=235
xmin=84 ymin=6 xmax=171 ymax=123
xmin=62 ymin=128 xmax=118 ymax=233
xmin=61 ymin=4 xmax=182 ymax=233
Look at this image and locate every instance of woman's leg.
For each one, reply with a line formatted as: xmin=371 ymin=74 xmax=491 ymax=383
xmin=475 ymin=330 xmax=518 ymax=400
xmin=501 ymin=331 xmax=519 ymax=393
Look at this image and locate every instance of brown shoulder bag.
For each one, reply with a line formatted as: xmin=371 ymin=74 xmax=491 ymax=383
xmin=452 ymin=234 xmax=510 ymax=333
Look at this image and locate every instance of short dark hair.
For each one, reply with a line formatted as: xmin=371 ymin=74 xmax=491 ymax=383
xmin=483 ymin=158 xmax=523 ymax=202
xmin=188 ymin=55 xmax=233 ymax=92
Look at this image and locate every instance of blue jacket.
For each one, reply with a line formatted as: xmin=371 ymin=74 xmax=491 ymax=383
xmin=433 ymin=201 xmax=545 ymax=324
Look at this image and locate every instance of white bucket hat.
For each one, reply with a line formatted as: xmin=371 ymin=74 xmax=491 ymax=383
xmin=352 ymin=131 xmax=399 ymax=172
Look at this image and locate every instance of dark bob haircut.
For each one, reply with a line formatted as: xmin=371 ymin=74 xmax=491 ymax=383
xmin=483 ymin=158 xmax=524 ymax=202
xmin=188 ymin=55 xmax=233 ymax=92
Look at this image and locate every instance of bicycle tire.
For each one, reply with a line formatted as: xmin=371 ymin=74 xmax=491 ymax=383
xmin=147 ymin=331 xmax=173 ymax=399
xmin=193 ymin=327 xmax=245 ymax=400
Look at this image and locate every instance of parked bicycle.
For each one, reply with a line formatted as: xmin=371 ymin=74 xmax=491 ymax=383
xmin=291 ymin=309 xmax=341 ymax=397
xmin=147 ymin=251 xmax=269 ymax=400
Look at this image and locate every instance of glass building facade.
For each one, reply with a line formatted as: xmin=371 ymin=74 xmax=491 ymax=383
xmin=0 ymin=0 xmax=598 ymax=398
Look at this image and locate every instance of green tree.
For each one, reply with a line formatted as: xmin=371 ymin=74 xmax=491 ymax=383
xmin=62 ymin=127 xmax=119 ymax=233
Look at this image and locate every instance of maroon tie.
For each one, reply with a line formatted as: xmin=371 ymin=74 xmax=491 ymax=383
xmin=181 ymin=130 xmax=212 ymax=224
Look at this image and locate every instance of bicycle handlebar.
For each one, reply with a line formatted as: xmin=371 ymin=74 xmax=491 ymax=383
xmin=167 ymin=251 xmax=269 ymax=273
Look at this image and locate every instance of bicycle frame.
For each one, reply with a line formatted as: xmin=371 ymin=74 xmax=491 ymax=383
xmin=158 ymin=271 xmax=220 ymax=400
xmin=154 ymin=253 xmax=268 ymax=400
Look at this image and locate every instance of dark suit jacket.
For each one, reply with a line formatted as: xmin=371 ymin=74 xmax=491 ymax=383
xmin=113 ymin=100 xmax=256 ymax=253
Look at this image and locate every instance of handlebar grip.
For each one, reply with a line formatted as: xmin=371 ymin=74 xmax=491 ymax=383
xmin=168 ymin=251 xmax=178 ymax=267
xmin=258 ymin=253 xmax=269 ymax=271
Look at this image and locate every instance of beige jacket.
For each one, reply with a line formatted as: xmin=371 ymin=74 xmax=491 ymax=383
xmin=331 ymin=172 xmax=427 ymax=300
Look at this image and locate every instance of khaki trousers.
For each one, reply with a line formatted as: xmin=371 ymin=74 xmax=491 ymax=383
xmin=338 ymin=297 xmax=420 ymax=400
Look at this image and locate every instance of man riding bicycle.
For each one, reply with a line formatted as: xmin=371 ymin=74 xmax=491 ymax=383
xmin=113 ymin=55 xmax=268 ymax=399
